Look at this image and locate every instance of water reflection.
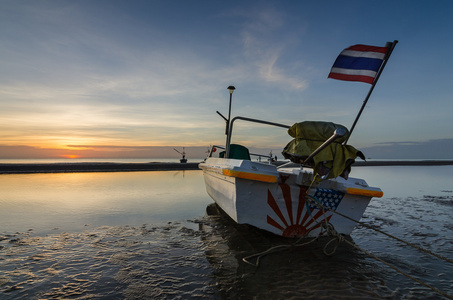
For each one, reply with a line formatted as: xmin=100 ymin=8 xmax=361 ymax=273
xmin=199 ymin=204 xmax=396 ymax=299
xmin=0 ymin=171 xmax=211 ymax=235
xmin=351 ymin=165 xmax=453 ymax=198
xmin=0 ymin=202 xmax=450 ymax=299
xmin=0 ymin=167 xmax=451 ymax=299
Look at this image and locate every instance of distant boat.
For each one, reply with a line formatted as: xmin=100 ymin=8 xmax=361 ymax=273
xmin=174 ymin=147 xmax=187 ymax=163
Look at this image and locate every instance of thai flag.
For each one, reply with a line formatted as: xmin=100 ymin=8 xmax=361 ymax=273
xmin=328 ymin=44 xmax=389 ymax=84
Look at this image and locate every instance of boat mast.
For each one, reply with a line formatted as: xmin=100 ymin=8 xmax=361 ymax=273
xmin=226 ymin=86 xmax=235 ymax=145
xmin=215 ymin=86 xmax=236 ymax=158
xmin=173 ymin=147 xmax=187 ymax=162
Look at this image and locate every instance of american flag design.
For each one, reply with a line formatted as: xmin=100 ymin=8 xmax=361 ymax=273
xmin=309 ymin=188 xmax=344 ymax=211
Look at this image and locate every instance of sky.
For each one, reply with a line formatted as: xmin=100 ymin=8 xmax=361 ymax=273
xmin=1 ymin=0 xmax=453 ymax=159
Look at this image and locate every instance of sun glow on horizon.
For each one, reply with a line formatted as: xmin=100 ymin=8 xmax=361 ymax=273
xmin=61 ymin=154 xmax=81 ymax=159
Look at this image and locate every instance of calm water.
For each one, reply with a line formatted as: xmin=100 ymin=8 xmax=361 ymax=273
xmin=0 ymin=158 xmax=206 ymax=164
xmin=0 ymin=166 xmax=452 ymax=299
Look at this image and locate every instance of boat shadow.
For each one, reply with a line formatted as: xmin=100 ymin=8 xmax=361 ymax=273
xmin=198 ymin=203 xmax=392 ymax=299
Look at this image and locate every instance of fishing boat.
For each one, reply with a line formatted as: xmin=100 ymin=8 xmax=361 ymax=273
xmin=199 ymin=113 xmax=383 ymax=238
xmin=174 ymin=147 xmax=187 ymax=163
xmin=200 ymin=41 xmax=398 ymax=239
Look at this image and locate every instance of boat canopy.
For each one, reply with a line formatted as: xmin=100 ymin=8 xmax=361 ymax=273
xmin=219 ymin=144 xmax=251 ymax=160
xmin=282 ymin=121 xmax=364 ymax=179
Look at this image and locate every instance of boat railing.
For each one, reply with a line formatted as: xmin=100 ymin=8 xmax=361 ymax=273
xmin=223 ymin=115 xmax=348 ymax=172
xmin=207 ymin=144 xmax=275 ymax=163
xmin=226 ymin=116 xmax=290 ymax=158
xmin=206 ymin=145 xmax=223 ymax=158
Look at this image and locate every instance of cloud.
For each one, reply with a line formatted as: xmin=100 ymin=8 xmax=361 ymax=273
xmin=2 ymin=1 xmax=452 ymax=159
xmin=0 ymin=144 xmax=209 ymax=159
xmin=240 ymin=6 xmax=308 ymax=90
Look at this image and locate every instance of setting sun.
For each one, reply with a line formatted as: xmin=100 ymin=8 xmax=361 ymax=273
xmin=61 ymin=155 xmax=81 ymax=159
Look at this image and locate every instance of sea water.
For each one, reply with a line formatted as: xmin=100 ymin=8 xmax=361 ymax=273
xmin=0 ymin=158 xmax=206 ymax=164
xmin=0 ymin=166 xmax=452 ymax=299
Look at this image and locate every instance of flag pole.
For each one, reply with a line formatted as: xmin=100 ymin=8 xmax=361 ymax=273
xmin=345 ymin=40 xmax=398 ymax=144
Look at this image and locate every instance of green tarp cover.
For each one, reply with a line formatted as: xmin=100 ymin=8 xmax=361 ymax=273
xmin=219 ymin=144 xmax=251 ymax=160
xmin=282 ymin=121 xmax=364 ymax=179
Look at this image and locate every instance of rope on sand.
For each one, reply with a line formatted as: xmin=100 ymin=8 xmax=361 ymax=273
xmin=326 ymin=225 xmax=453 ymax=300
xmin=242 ymin=193 xmax=453 ymax=299
xmin=242 ymin=231 xmax=324 ymax=267
xmin=306 ymin=194 xmax=453 ymax=264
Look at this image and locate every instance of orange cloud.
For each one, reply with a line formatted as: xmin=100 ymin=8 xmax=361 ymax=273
xmin=0 ymin=144 xmax=209 ymax=159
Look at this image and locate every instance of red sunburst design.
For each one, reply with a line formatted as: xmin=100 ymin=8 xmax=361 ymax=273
xmin=267 ymin=184 xmax=331 ymax=237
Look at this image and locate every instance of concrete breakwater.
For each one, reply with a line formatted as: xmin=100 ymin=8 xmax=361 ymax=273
xmin=0 ymin=162 xmax=201 ymax=174
xmin=1 ymin=160 xmax=453 ymax=174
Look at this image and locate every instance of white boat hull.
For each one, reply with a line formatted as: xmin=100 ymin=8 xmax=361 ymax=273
xmin=200 ymin=157 xmax=383 ymax=238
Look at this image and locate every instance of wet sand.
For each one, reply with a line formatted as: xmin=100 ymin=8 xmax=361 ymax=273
xmin=1 ymin=168 xmax=452 ymax=299
xmin=1 ymin=202 xmax=451 ymax=299
xmin=1 ymin=160 xmax=453 ymax=174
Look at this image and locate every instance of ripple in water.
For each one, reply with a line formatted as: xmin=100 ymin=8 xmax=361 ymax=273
xmin=1 ymin=202 xmax=451 ymax=299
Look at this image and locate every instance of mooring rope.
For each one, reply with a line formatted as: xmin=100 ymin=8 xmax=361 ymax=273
xmin=347 ymin=236 xmax=452 ymax=299
xmin=306 ymin=193 xmax=453 ymax=299
xmin=320 ymin=223 xmax=453 ymax=299
xmin=321 ymin=223 xmax=344 ymax=256
xmin=306 ymin=194 xmax=453 ymax=265
xmin=242 ymin=228 xmax=322 ymax=267
xmin=242 ymin=185 xmax=452 ymax=299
